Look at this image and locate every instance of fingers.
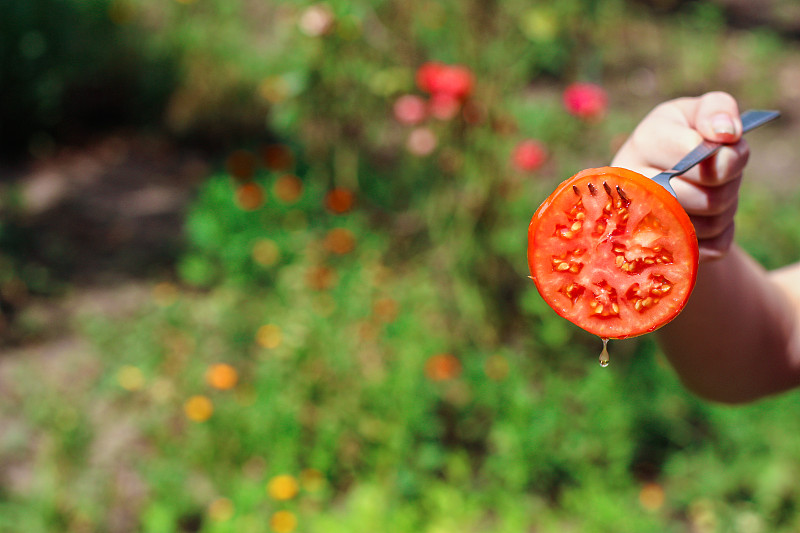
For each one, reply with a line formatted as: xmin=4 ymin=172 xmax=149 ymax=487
xmin=698 ymin=223 xmax=736 ymax=262
xmin=689 ymin=198 xmax=739 ymax=238
xmin=691 ymin=91 xmax=742 ymax=144
xmin=609 ymin=91 xmax=748 ymax=263
xmin=621 ymin=107 xmax=704 ymax=172
xmin=612 ymin=92 xmax=746 ymax=185
xmin=671 ymin=172 xmax=742 ymax=215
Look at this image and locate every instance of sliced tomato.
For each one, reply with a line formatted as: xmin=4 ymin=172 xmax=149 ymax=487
xmin=527 ymin=166 xmax=699 ymax=339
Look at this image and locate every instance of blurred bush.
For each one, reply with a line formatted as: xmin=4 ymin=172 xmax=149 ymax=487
xmin=4 ymin=0 xmax=800 ymax=532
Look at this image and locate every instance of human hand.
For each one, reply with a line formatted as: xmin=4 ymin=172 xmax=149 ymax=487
xmin=611 ymin=91 xmax=749 ymax=262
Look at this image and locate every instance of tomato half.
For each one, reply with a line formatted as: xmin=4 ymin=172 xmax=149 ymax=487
xmin=527 ymin=167 xmax=699 ymax=339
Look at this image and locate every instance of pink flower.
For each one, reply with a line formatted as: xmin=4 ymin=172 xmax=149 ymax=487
xmin=406 ymin=127 xmax=437 ymax=156
xmin=393 ymin=94 xmax=427 ymax=125
xmin=512 ymin=139 xmax=548 ymax=172
xmin=416 ymin=62 xmax=474 ymax=100
xmin=299 ymin=4 xmax=335 ymax=37
xmin=428 ymin=93 xmax=461 ymax=120
xmin=563 ymin=82 xmax=608 ymax=120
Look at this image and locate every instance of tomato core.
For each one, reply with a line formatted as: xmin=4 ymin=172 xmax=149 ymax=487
xmin=528 ymin=167 xmax=699 ymax=339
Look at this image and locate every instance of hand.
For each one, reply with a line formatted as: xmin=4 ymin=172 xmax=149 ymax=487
xmin=611 ymin=91 xmax=749 ymax=262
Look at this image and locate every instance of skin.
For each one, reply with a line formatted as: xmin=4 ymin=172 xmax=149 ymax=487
xmin=611 ymin=91 xmax=800 ymax=403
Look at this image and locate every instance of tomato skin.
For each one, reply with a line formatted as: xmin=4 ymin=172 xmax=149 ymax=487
xmin=528 ymin=167 xmax=699 ymax=339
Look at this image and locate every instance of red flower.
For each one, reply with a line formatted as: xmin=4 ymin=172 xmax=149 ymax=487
xmin=563 ymin=82 xmax=608 ymax=120
xmin=393 ymin=94 xmax=427 ymax=125
xmin=416 ymin=62 xmax=446 ymax=93
xmin=512 ymin=139 xmax=548 ymax=172
xmin=416 ymin=62 xmax=473 ymax=100
xmin=325 ymin=188 xmax=355 ymax=214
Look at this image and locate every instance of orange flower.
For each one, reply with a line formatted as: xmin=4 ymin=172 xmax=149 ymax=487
xmin=267 ymin=474 xmax=299 ymax=501
xmin=226 ymin=149 xmax=258 ymax=180
xmin=357 ymin=320 xmax=379 ymax=342
xmin=372 ymin=297 xmax=398 ymax=323
xmin=184 ymin=395 xmax=213 ymax=422
xmin=206 ymin=363 xmax=238 ymax=390
xmin=324 ymin=188 xmax=355 ymax=214
xmin=639 ymin=482 xmax=665 ymax=512
xmin=252 ymin=239 xmax=281 ymax=267
xmin=256 ymin=324 xmax=282 ymax=349
xmin=323 ymin=228 xmax=355 ymax=255
xmin=274 ymin=175 xmax=303 ymax=204
xmin=269 ymin=510 xmax=298 ymax=533
xmin=235 ymin=183 xmax=265 ymax=211
xmin=261 ymin=144 xmax=294 ymax=171
xmin=424 ymin=353 xmax=461 ymax=381
xmin=306 ymin=265 xmax=336 ymax=290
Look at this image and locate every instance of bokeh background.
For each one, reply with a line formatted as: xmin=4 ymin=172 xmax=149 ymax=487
xmin=4 ymin=0 xmax=800 ymax=531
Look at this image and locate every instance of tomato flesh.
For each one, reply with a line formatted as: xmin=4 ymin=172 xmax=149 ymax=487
xmin=528 ymin=167 xmax=699 ymax=339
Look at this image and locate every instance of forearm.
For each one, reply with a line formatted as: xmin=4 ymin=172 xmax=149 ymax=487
xmin=656 ymin=245 xmax=800 ymax=403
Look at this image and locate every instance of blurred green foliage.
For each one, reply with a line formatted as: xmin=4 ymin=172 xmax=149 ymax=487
xmin=4 ymin=0 xmax=800 ymax=532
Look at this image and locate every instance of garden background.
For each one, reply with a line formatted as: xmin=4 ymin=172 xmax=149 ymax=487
xmin=4 ymin=0 xmax=800 ymax=531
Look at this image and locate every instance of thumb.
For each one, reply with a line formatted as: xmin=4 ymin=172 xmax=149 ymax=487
xmin=693 ymin=91 xmax=742 ymax=144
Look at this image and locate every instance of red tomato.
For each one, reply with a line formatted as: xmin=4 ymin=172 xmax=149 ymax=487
xmin=527 ymin=167 xmax=699 ymax=339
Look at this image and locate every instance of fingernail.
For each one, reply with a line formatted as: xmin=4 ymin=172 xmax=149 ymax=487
xmin=714 ymin=147 xmax=733 ymax=180
xmin=711 ymin=113 xmax=735 ymax=136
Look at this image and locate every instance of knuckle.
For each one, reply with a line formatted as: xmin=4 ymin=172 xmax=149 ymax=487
xmin=702 ymin=90 xmax=736 ymax=107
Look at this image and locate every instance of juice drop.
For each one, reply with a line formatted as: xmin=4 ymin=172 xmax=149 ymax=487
xmin=598 ymin=338 xmax=610 ymax=367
